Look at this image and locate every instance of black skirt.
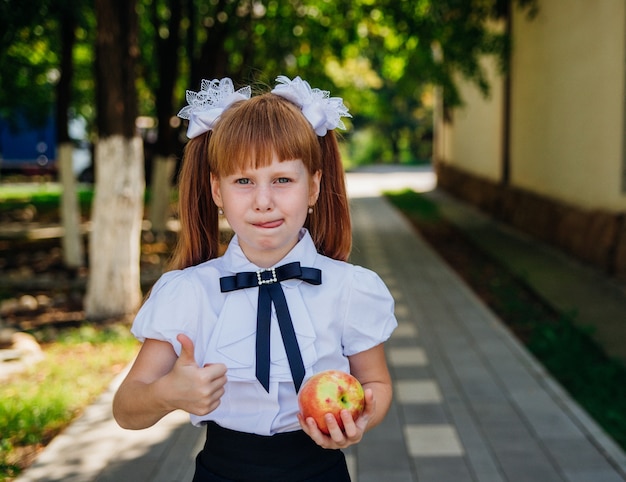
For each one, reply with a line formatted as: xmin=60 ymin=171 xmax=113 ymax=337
xmin=192 ymin=421 xmax=351 ymax=482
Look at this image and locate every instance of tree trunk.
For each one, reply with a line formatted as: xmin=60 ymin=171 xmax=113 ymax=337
xmin=149 ymin=0 xmax=182 ymax=235
xmin=86 ymin=0 xmax=144 ymax=320
xmin=149 ymin=154 xmax=175 ymax=234
xmin=193 ymin=0 xmax=231 ymax=83
xmin=58 ymin=142 xmax=85 ymax=268
xmin=56 ymin=8 xmax=83 ymax=268
xmin=85 ymin=136 xmax=144 ymax=319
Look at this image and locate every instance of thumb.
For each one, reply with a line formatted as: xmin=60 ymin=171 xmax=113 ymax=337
xmin=177 ymin=333 xmax=198 ymax=366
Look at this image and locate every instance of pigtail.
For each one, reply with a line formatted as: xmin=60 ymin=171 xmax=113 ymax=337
xmin=168 ymin=132 xmax=220 ymax=270
xmin=307 ymin=131 xmax=352 ymax=261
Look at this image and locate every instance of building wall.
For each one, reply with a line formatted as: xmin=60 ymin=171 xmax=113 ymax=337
xmin=509 ymin=0 xmax=626 ymax=211
xmin=444 ymin=57 xmax=505 ymax=184
xmin=433 ymin=33 xmax=507 ymax=185
xmin=434 ymin=0 xmax=626 ymax=278
xmin=437 ymin=0 xmax=626 ymax=212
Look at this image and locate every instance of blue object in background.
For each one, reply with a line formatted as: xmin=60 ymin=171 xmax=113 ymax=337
xmin=0 ymin=115 xmax=57 ymax=174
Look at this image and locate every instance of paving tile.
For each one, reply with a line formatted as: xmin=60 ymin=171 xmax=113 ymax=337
xmin=345 ymin=452 xmax=356 ymax=481
xmin=511 ymin=388 xmax=584 ymax=440
xmin=495 ymin=453 xmax=563 ymax=482
xmin=564 ymin=469 xmax=626 ymax=482
xmin=364 ymin=403 xmax=406 ymax=442
xmin=357 ymin=439 xmax=412 ymax=472
xmin=471 ymin=402 xmax=521 ymax=425
xmin=358 ymin=470 xmax=417 ymax=482
xmin=387 ymin=332 xmax=420 ymax=348
xmin=395 ymin=379 xmax=443 ymax=404
xmin=390 ymin=321 xmax=418 ymax=338
xmin=393 ymin=302 xmax=413 ymax=320
xmin=400 ymin=403 xmax=450 ymax=425
xmin=413 ymin=456 xmax=475 ymax=482
xmin=388 ymin=346 xmax=428 ymax=366
xmin=404 ymin=425 xmax=465 ymax=457
xmin=545 ymin=438 xmax=619 ymax=472
xmin=489 ymin=438 xmax=563 ymax=482
xmin=390 ymin=364 xmax=432 ymax=380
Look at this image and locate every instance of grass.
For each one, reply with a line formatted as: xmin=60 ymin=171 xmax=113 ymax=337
xmin=386 ymin=189 xmax=626 ymax=452
xmin=0 ymin=184 xmax=157 ymax=479
xmin=0 ymin=183 xmax=94 ymax=207
xmin=0 ymin=323 xmax=139 ymax=480
xmin=0 ymin=182 xmax=163 ymax=220
xmin=0 ymin=183 xmax=94 ymax=224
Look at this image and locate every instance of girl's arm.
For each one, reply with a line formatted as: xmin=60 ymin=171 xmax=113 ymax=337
xmin=298 ymin=343 xmax=393 ymax=449
xmin=112 ymin=334 xmax=227 ymax=430
xmin=348 ymin=343 xmax=393 ymax=430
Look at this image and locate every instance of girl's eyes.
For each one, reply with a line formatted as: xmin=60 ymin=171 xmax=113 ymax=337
xmin=234 ymin=177 xmax=291 ymax=185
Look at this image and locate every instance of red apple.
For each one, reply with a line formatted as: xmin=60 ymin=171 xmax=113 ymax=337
xmin=298 ymin=369 xmax=365 ymax=435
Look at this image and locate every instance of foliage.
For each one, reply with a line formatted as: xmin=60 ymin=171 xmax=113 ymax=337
xmin=0 ymin=1 xmax=57 ymax=128
xmin=0 ymin=0 xmax=94 ymax=132
xmin=386 ymin=189 xmax=626 ymax=452
xmin=0 ymin=323 xmax=139 ymax=479
xmin=1 ymin=0 xmax=537 ymax=163
xmin=344 ymin=127 xmax=430 ymax=168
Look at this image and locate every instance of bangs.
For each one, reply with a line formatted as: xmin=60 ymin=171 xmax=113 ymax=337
xmin=208 ymin=94 xmax=321 ymax=176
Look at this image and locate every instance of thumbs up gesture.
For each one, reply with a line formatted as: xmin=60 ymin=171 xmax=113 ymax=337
xmin=166 ymin=334 xmax=227 ymax=416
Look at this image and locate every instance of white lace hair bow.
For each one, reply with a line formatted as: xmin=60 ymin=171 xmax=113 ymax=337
xmin=271 ymin=75 xmax=351 ymax=136
xmin=177 ymin=78 xmax=251 ymax=138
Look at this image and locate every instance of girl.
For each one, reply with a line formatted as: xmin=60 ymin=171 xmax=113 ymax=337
xmin=112 ymin=76 xmax=397 ymax=481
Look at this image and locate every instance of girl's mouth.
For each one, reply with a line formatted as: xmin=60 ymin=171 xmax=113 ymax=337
xmin=254 ymin=220 xmax=283 ymax=229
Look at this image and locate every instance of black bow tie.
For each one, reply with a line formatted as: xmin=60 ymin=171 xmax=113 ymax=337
xmin=220 ymin=261 xmax=322 ymax=392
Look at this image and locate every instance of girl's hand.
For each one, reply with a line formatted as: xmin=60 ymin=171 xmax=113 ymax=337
xmin=163 ymin=334 xmax=228 ymax=416
xmin=298 ymin=388 xmax=375 ymax=449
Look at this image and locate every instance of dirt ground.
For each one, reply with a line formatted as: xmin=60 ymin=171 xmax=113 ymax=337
xmin=0 ymin=221 xmax=176 ymax=338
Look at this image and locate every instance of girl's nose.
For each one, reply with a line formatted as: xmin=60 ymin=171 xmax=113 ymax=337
xmin=254 ymin=186 xmax=273 ymax=211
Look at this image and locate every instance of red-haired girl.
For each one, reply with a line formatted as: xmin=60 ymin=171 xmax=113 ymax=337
xmin=113 ymin=76 xmax=397 ymax=481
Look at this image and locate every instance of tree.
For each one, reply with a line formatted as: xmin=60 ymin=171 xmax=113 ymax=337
xmin=0 ymin=0 xmax=93 ymax=267
xmin=53 ymin=0 xmax=85 ymax=269
xmin=310 ymin=0 xmax=538 ymax=164
xmin=2 ymin=0 xmax=540 ymax=322
xmin=140 ymin=0 xmax=183 ymax=235
xmin=0 ymin=1 xmax=55 ymax=128
xmin=84 ymin=0 xmax=145 ymax=320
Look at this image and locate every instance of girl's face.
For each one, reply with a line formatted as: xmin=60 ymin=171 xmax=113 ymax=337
xmin=211 ymin=156 xmax=321 ymax=268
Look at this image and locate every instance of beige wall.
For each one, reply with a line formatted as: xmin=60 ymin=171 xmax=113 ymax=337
xmin=438 ymin=0 xmax=626 ymax=212
xmin=510 ymin=0 xmax=626 ymax=211
xmin=450 ymin=59 xmax=504 ymax=182
xmin=437 ymin=57 xmax=505 ymax=184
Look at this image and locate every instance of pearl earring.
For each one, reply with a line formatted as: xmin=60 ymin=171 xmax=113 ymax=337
xmin=218 ymin=207 xmax=224 ymax=215
xmin=308 ymin=207 xmax=313 ymax=214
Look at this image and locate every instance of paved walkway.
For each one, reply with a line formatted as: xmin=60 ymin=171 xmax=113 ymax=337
xmin=16 ymin=166 xmax=626 ymax=481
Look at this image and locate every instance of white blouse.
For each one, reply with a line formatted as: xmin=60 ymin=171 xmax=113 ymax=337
xmin=132 ymin=229 xmax=397 ymax=435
